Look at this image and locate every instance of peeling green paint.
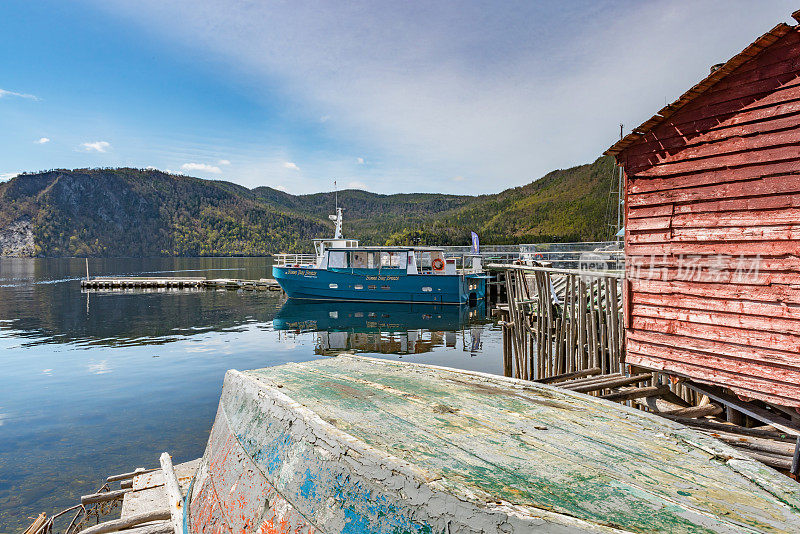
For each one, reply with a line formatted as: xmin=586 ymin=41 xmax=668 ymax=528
xmin=238 ymin=355 xmax=799 ymax=533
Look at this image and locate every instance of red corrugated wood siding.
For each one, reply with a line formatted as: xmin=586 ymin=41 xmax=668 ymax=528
xmin=619 ymin=28 xmax=800 ymax=408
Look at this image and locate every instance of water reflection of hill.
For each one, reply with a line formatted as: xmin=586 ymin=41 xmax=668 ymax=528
xmin=274 ymin=300 xmax=487 ymax=355
xmin=0 ymin=257 xmax=279 ymax=347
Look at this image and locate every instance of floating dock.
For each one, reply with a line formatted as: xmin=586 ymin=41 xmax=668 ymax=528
xmin=80 ymin=277 xmax=282 ymax=291
xmin=184 ymin=355 xmax=799 ymax=533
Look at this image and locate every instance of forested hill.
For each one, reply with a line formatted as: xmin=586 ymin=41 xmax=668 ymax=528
xmin=0 ymin=156 xmax=618 ymax=257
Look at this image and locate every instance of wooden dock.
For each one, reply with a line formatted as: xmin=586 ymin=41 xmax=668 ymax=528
xmin=80 ymin=277 xmax=282 ymax=291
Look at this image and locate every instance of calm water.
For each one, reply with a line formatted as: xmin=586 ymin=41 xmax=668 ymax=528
xmin=0 ymin=258 xmax=501 ymax=531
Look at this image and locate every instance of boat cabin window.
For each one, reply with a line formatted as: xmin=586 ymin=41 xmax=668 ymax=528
xmin=351 ymin=250 xmax=377 ymax=269
xmin=380 ymin=251 xmax=407 ymax=269
xmin=328 ymin=250 xmax=349 ymax=269
xmin=415 ymin=250 xmax=444 ymax=272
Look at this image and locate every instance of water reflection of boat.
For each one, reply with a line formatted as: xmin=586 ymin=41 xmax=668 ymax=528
xmin=273 ymin=300 xmax=486 ymax=355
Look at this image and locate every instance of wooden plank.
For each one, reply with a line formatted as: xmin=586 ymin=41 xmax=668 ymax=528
xmin=81 ymin=488 xmax=131 ymax=505
xmin=629 ymin=278 xmax=800 ymax=306
xmin=556 ymin=372 xmax=624 ymax=388
xmin=660 ymin=416 xmax=797 ymax=441
xmin=565 ymin=374 xmax=651 ymax=393
xmin=631 ymin=303 xmax=800 ymax=336
xmin=628 ymin=192 xmax=800 ymax=219
xmin=683 ymin=383 xmax=800 ymax=436
xmin=536 ymin=367 xmax=601 ymax=385
xmin=601 ymin=385 xmax=671 ymax=402
xmin=627 ymin=207 xmax=800 ymax=232
xmin=628 ymin=239 xmax=800 ymax=257
xmin=23 ymin=513 xmax=46 ymax=534
xmin=739 ymin=451 xmax=793 ymax=471
xmin=626 ymin=266 xmax=800 ymax=288
xmin=699 ymin=432 xmax=797 ymax=457
xmin=626 ymin=254 xmax=800 ymax=276
xmin=661 ymin=404 xmax=723 ymax=418
xmin=107 ymin=468 xmax=156 ymax=483
xmin=629 ymin=224 xmax=800 ymax=244
xmin=76 ymin=511 xmax=171 ymax=534
xmin=159 ymin=453 xmax=184 ymax=534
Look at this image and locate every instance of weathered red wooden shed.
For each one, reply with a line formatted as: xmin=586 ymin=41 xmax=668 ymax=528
xmin=606 ymin=14 xmax=800 ymax=409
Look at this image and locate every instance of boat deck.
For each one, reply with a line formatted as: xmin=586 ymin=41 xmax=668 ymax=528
xmin=194 ymin=355 xmax=800 ymax=533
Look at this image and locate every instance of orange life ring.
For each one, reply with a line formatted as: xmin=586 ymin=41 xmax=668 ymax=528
xmin=432 ymin=258 xmax=445 ymax=271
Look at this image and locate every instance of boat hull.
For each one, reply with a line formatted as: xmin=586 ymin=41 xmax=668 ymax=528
xmin=272 ymin=266 xmax=486 ymax=304
xmin=188 ymin=356 xmax=800 ymax=534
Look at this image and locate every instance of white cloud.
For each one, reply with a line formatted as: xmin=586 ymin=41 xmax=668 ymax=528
xmin=283 ymin=161 xmax=300 ymax=171
xmin=274 ymin=185 xmax=288 ymax=192
xmin=348 ymin=180 xmax=367 ymax=190
xmin=451 ymin=176 xmax=465 ymax=182
xmin=35 ymin=137 xmax=50 ymax=144
xmin=145 ymin=165 xmax=158 ymax=170
xmin=218 ymin=159 xmax=231 ymax=165
xmin=0 ymin=88 xmax=38 ymax=100
xmin=0 ymin=172 xmax=19 ymax=182
xmin=181 ymin=162 xmax=222 ymax=173
xmin=356 ymin=157 xmax=365 ymax=164
xmin=88 ymin=360 xmax=111 ymax=374
xmin=81 ymin=141 xmax=111 ymax=153
xmin=94 ymin=1 xmax=798 ymax=193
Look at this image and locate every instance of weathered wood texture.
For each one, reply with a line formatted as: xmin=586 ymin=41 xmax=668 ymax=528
xmin=121 ymin=460 xmax=199 ymax=520
xmin=187 ymin=356 xmax=800 ymax=533
xmin=614 ymin=24 xmax=800 ymax=408
xmin=498 ymin=265 xmax=625 ymax=382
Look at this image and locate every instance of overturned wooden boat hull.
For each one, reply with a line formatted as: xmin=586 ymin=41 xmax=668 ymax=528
xmin=188 ymin=355 xmax=800 ymax=533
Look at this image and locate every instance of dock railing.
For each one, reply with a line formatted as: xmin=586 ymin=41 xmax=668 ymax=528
xmin=442 ymin=241 xmax=624 ymax=270
xmin=489 ymin=264 xmax=624 ymax=381
xmin=273 ymin=253 xmax=317 ymax=267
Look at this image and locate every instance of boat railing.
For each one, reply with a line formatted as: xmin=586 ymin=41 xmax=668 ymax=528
xmin=274 ymin=253 xmax=317 ymax=267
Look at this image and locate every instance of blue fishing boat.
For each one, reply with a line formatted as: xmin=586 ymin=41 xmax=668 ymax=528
xmin=273 ymin=208 xmax=487 ymax=304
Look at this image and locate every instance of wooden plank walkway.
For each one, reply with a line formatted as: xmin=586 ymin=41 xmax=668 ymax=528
xmin=80 ymin=277 xmax=282 ymax=291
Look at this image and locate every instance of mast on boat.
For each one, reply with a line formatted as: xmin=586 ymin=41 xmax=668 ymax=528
xmin=329 ymin=180 xmax=343 ymax=239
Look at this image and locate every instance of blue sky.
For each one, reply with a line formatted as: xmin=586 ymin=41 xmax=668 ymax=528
xmin=1 ymin=1 xmax=796 ymax=194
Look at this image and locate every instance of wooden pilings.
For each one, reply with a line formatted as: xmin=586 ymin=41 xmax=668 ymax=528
xmin=496 ymin=265 xmax=625 ymax=382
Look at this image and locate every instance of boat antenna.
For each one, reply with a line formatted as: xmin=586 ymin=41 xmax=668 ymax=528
xmin=334 ymin=179 xmax=338 ymax=211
